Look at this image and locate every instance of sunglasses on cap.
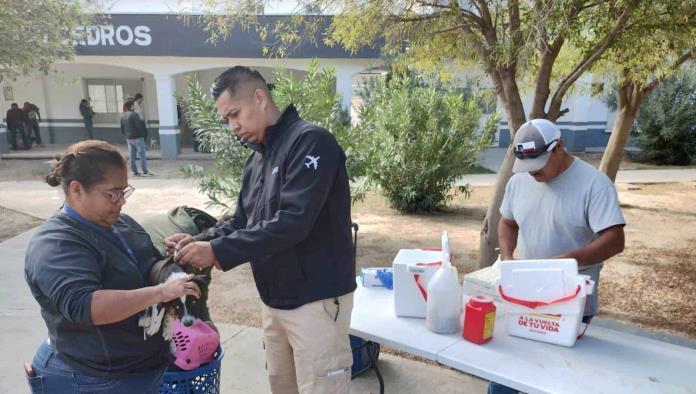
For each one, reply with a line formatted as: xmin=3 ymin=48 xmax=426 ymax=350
xmin=514 ymin=139 xmax=558 ymax=159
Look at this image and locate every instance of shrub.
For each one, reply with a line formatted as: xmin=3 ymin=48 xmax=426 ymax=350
xmin=635 ymin=72 xmax=696 ymax=165
xmin=357 ymin=72 xmax=497 ymax=213
xmin=180 ymin=59 xmax=365 ymax=211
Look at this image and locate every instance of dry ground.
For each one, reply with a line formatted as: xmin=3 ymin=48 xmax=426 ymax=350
xmin=208 ymin=182 xmax=696 ymax=340
xmin=1 ymin=157 xmax=695 ymax=340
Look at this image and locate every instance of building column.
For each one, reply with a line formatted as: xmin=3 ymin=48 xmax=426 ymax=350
xmin=154 ymin=74 xmax=180 ymax=159
xmin=334 ymin=66 xmax=360 ymax=117
xmin=0 ymin=122 xmax=8 ymax=154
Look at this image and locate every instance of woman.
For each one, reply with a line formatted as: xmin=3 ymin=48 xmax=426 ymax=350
xmin=24 ymin=140 xmax=200 ymax=393
xmin=79 ymin=99 xmax=96 ymax=139
xmin=120 ymin=100 xmax=153 ymax=176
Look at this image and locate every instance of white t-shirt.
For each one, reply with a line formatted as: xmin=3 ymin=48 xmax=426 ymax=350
xmin=500 ymin=157 xmax=625 ymax=315
xmin=133 ymin=101 xmax=145 ymax=121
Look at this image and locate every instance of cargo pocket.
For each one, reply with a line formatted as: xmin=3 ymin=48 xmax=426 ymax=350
xmin=322 ymin=298 xmax=340 ymax=323
xmin=26 ymin=375 xmax=44 ymax=394
xmin=310 ymin=355 xmax=351 ymax=394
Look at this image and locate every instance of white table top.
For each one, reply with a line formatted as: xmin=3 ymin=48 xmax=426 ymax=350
xmin=349 ymin=280 xmax=461 ymax=361
xmin=350 ymin=282 xmax=696 ymax=394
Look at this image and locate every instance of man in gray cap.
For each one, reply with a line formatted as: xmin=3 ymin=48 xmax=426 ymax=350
xmin=488 ymin=119 xmax=626 ymax=393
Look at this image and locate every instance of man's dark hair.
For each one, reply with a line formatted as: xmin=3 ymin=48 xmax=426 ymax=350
xmin=11 ymin=103 xmax=17 ymax=108
xmin=211 ymin=66 xmax=268 ymax=101
xmin=134 ymin=93 xmax=143 ymax=100
xmin=123 ymin=100 xmax=134 ymax=112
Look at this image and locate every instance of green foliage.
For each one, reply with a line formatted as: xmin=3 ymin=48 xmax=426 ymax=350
xmin=634 ymin=72 xmax=696 ymax=165
xmin=272 ymin=59 xmax=367 ymax=189
xmin=0 ymin=0 xmax=95 ymax=80
xmin=180 ymin=60 xmax=366 ymax=211
xmin=357 ymin=71 xmax=497 ymax=213
xmin=180 ymin=75 xmax=247 ymax=211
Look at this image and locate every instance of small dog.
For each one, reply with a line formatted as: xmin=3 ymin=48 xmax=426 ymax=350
xmin=139 ymin=254 xmax=213 ymax=342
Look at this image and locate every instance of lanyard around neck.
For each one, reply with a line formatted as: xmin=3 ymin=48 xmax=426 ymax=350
xmin=61 ymin=203 xmax=139 ymax=265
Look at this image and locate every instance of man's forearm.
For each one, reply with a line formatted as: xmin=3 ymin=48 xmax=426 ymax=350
xmin=498 ymin=219 xmax=519 ymax=261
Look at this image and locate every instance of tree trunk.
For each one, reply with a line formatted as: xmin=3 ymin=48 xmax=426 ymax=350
xmin=476 ymin=97 xmax=526 ymax=269
xmin=598 ymin=106 xmax=640 ymax=182
xmin=598 ymin=83 xmax=643 ymax=182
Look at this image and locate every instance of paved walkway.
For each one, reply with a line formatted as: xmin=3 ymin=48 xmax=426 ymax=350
xmin=456 ymin=168 xmax=696 ymax=187
xmin=0 ymin=228 xmax=486 ymax=393
xmin=1 ymin=145 xmax=211 ymax=161
xmin=3 ymin=145 xmax=695 ymax=187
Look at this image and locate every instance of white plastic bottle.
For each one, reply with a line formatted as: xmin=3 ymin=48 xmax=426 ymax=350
xmin=426 ymin=231 xmax=462 ymax=334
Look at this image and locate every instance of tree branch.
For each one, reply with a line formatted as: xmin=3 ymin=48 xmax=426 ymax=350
xmin=644 ymin=50 xmax=693 ymax=95
xmin=547 ymin=0 xmax=641 ymax=120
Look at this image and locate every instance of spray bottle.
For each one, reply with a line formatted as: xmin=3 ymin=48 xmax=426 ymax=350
xmin=426 ymin=231 xmax=462 ymax=334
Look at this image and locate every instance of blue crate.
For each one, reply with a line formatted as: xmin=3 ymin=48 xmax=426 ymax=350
xmin=160 ymin=348 xmax=224 ymax=394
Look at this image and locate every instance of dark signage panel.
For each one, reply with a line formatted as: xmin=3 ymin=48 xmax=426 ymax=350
xmin=75 ymin=14 xmax=380 ymax=58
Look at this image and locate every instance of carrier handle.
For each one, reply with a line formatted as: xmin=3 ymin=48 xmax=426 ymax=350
xmin=497 ymin=285 xmax=581 ymax=309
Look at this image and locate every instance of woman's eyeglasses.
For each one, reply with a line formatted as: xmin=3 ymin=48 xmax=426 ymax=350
xmin=104 ymin=185 xmax=135 ymax=203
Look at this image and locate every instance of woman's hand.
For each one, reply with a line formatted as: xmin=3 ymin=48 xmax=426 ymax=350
xmin=156 ymin=274 xmax=201 ymax=303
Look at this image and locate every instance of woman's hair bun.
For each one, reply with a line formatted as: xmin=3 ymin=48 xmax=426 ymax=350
xmin=46 ymin=171 xmax=62 ymax=187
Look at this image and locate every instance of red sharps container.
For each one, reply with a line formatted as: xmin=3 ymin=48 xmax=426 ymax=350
xmin=462 ymin=295 xmax=496 ymax=344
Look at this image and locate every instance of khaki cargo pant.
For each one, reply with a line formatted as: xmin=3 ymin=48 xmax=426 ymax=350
xmin=261 ymin=293 xmax=354 ymax=394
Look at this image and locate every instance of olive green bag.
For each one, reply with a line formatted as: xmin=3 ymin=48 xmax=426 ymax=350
xmin=140 ymin=206 xmax=219 ymax=323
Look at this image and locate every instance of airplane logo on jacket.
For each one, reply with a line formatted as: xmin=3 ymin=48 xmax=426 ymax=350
xmin=305 ymin=155 xmax=320 ymax=170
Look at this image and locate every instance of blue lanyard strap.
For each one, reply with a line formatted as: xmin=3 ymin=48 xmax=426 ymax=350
xmin=61 ymin=203 xmax=138 ymax=265
xmin=112 ymin=227 xmax=138 ymax=265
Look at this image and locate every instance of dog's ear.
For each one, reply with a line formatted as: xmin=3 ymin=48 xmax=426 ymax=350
xmin=150 ymin=258 xmax=169 ymax=284
xmin=150 ymin=255 xmax=183 ymax=284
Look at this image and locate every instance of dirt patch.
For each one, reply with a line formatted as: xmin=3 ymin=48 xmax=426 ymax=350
xmin=205 ymin=182 xmax=696 ymax=340
xmin=0 ymin=206 xmax=43 ymax=242
xmin=601 ymin=240 xmax=696 ymax=338
xmin=2 ymin=157 xmax=694 ymax=340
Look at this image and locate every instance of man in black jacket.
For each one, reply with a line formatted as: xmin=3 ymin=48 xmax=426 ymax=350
xmin=166 ymin=66 xmax=356 ymax=394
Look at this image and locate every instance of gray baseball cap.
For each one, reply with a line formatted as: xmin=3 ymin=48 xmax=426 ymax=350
xmin=511 ymin=119 xmax=562 ymax=173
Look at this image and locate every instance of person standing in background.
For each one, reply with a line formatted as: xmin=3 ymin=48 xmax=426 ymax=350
xmin=22 ymin=101 xmax=44 ymax=147
xmin=23 ymin=102 xmax=44 ymax=147
xmin=120 ymin=100 xmax=153 ymax=177
xmin=133 ymin=93 xmax=149 ymax=148
xmin=79 ymin=99 xmax=96 ymax=139
xmin=6 ymin=103 xmax=30 ymax=150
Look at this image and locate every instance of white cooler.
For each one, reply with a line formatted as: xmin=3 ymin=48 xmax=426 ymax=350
xmin=497 ymin=259 xmax=595 ymax=347
xmin=462 ymin=260 xmax=502 ymax=303
xmin=392 ymin=249 xmax=443 ymax=318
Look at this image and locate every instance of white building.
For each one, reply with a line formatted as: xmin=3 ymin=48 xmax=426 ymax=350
xmin=0 ymin=1 xmax=380 ymax=157
xmin=0 ymin=1 xmax=615 ymax=156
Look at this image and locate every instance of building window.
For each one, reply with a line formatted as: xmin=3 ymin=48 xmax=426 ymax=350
xmin=86 ymin=81 xmax=125 ymax=114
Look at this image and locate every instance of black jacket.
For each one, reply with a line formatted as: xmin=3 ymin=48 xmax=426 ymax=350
xmin=5 ymin=107 xmax=26 ymax=126
xmin=197 ymin=105 xmax=356 ymax=309
xmin=120 ymin=111 xmax=146 ymax=139
xmin=24 ymin=211 xmax=170 ymax=378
